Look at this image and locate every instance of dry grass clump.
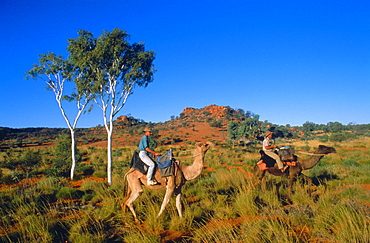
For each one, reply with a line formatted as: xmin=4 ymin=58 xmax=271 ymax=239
xmin=1 ymin=138 xmax=370 ymax=242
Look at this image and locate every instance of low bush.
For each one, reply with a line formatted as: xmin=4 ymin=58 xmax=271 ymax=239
xmin=56 ymin=187 xmax=83 ymax=200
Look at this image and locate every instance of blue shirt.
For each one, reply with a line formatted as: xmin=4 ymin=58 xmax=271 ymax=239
xmin=138 ymin=135 xmax=149 ymax=151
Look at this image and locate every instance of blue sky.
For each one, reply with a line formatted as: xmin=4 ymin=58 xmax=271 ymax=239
xmin=1 ymin=0 xmax=369 ymax=128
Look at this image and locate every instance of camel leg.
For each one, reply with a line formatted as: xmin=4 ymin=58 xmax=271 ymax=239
xmin=123 ymin=189 xmax=142 ymax=222
xmin=298 ymin=173 xmax=313 ymax=185
xmin=175 ymin=188 xmax=183 ymax=218
xmin=157 ymin=177 xmax=176 ymax=218
xmin=157 ymin=186 xmax=175 ymax=218
xmin=288 ymin=173 xmax=313 ymax=193
xmin=288 ymin=175 xmax=295 ymax=194
xmin=253 ymin=165 xmax=266 ymax=188
xmin=122 ymin=175 xmax=143 ymax=223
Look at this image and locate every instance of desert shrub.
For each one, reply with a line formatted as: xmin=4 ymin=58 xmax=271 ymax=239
xmin=123 ymin=228 xmax=161 ymax=243
xmin=89 ymin=150 xmax=106 ymax=165
xmin=193 ymin=220 xmax=241 ymax=242
xmin=36 ymin=177 xmax=61 ymax=195
xmin=92 ymin=170 xmax=107 ymax=178
xmin=329 ymin=132 xmax=354 ymax=142
xmin=68 ymin=215 xmax=112 ymax=243
xmin=75 ymin=164 xmax=94 ymax=175
xmin=210 ymin=120 xmax=223 ymax=128
xmin=113 ymin=148 xmax=123 ymax=157
xmin=56 ymin=187 xmax=83 ymax=200
xmin=0 ymin=150 xmax=42 ymax=176
xmin=52 ymin=134 xmax=82 ymax=177
xmin=313 ymin=198 xmax=370 ymax=242
xmin=35 ymin=193 xmax=58 ymax=206
xmin=17 ymin=214 xmax=54 ymax=243
xmin=0 ymin=192 xmax=12 ymax=212
xmin=319 ymin=134 xmax=329 ymax=142
xmin=234 ymin=189 xmax=259 ymax=216
xmin=0 ymin=174 xmax=16 ymax=185
xmin=300 ymin=145 xmax=310 ymax=151
xmin=343 ymin=159 xmax=361 ymax=167
xmin=239 ymin=217 xmax=303 ymax=242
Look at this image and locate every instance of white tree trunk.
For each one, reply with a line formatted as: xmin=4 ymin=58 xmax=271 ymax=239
xmin=106 ymin=127 xmax=113 ymax=185
xmin=56 ymin=96 xmax=86 ymax=181
xmin=70 ymin=129 xmax=76 ymax=180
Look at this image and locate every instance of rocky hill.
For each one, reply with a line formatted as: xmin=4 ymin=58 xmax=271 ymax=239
xmin=0 ymin=105 xmax=248 ymax=149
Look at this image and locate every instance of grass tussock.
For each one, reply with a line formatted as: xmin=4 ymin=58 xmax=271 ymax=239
xmin=0 ymin=138 xmax=370 ymax=242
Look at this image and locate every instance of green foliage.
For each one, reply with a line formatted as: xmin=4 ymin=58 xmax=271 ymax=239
xmin=210 ymin=120 xmax=222 ymax=128
xmin=227 ymin=121 xmax=239 ymax=145
xmin=227 ymin=116 xmax=260 ymax=146
xmin=300 ymin=145 xmax=311 ymax=151
xmin=0 ymin=150 xmax=42 ymax=172
xmin=51 ymin=134 xmax=82 ymax=177
xmin=92 ymin=170 xmax=107 ymax=178
xmin=301 ymin=121 xmax=316 ymax=135
xmin=56 ymin=187 xmax=83 ymax=200
xmin=68 ymin=214 xmax=112 ymax=243
xmin=1 ymin=132 xmax=370 ymax=242
xmin=329 ymin=132 xmax=354 ymax=142
xmin=343 ymin=159 xmax=361 ymax=167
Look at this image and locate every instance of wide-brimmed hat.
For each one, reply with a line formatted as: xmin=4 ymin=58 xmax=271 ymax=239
xmin=266 ymin=131 xmax=273 ymax=137
xmin=143 ymin=127 xmax=152 ymax=132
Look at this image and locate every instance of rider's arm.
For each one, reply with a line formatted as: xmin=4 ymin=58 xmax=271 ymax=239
xmin=264 ymin=144 xmax=277 ymax=150
xmin=145 ymin=147 xmax=161 ymax=156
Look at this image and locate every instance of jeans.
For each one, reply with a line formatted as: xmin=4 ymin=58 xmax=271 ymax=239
xmin=139 ymin=151 xmax=155 ymax=180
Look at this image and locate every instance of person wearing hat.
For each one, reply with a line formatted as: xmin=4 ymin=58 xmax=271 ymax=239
xmin=262 ymin=131 xmax=288 ymax=172
xmin=138 ymin=127 xmax=161 ymax=185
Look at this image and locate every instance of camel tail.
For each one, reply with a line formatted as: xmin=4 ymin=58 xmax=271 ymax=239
xmin=121 ymin=168 xmax=135 ymax=212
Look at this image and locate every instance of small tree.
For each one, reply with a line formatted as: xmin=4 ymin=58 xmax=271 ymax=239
xmin=52 ymin=134 xmax=81 ymax=177
xmin=227 ymin=121 xmax=239 ymax=146
xmin=301 ymin=121 xmax=317 ymax=136
xmin=237 ymin=115 xmax=260 ymax=146
xmin=26 ymin=53 xmax=92 ymax=180
xmin=68 ymin=29 xmax=156 ymax=184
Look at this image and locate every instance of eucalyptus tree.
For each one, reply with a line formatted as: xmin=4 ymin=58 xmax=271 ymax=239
xmin=68 ymin=28 xmax=156 ymax=184
xmin=26 ymin=52 xmax=92 ymax=179
xmin=227 ymin=121 xmax=239 ymax=146
xmin=238 ymin=115 xmax=260 ymax=146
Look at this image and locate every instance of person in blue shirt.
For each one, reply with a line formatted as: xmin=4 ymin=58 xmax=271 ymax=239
xmin=138 ymin=127 xmax=161 ymax=185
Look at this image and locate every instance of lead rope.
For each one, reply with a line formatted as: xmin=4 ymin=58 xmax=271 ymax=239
xmin=297 ymin=151 xmax=326 ymax=156
xmin=169 ymin=148 xmax=202 ymax=159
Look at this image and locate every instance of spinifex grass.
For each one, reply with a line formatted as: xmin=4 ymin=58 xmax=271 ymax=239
xmin=1 ymin=137 xmax=370 ymax=242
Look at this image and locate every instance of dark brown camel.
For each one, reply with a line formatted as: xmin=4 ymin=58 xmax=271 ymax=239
xmin=254 ymin=145 xmax=336 ymax=192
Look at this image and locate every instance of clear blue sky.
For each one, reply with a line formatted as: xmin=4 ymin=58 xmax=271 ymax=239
xmin=1 ymin=0 xmax=369 ymax=128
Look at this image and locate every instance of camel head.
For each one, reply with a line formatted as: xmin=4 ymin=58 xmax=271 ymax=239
xmin=194 ymin=141 xmax=214 ymax=155
xmin=316 ymin=145 xmax=336 ymax=155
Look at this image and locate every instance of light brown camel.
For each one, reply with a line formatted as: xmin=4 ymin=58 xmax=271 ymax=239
xmin=254 ymin=145 xmax=336 ymax=193
xmin=122 ymin=141 xmax=213 ymax=222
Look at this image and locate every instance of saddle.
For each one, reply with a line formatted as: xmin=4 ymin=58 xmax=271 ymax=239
xmin=129 ymin=150 xmax=186 ymax=187
xmin=257 ymin=147 xmax=296 ymax=171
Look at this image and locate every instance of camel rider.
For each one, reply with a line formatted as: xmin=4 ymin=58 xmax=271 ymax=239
xmin=138 ymin=127 xmax=161 ymax=185
xmin=263 ymin=131 xmax=288 ymax=172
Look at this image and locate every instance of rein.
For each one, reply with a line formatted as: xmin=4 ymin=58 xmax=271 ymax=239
xmin=175 ymin=153 xmax=202 ymax=158
xmin=173 ymin=149 xmax=202 ymax=158
xmin=297 ymin=151 xmax=326 ymax=156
